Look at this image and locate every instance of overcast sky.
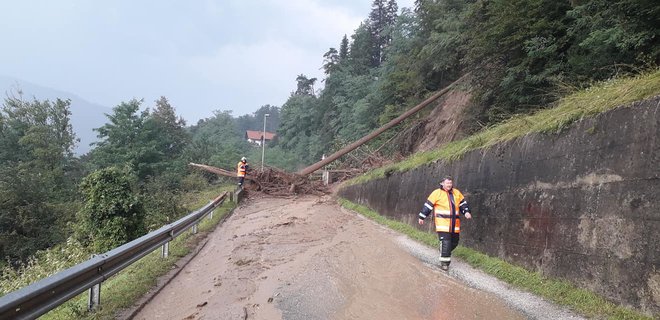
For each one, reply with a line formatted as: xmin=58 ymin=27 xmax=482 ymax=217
xmin=0 ymin=0 xmax=414 ymax=122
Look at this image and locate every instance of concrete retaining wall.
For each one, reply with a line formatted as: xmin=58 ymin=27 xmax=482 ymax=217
xmin=338 ymin=97 xmax=659 ymax=315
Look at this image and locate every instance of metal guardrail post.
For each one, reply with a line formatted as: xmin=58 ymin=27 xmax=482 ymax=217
xmin=162 ymin=241 xmax=169 ymax=258
xmin=88 ymin=282 xmax=101 ymax=311
xmin=87 ymin=254 xmax=102 ymax=311
xmin=192 ymin=224 xmax=198 ymax=234
xmin=162 ymin=230 xmax=174 ymax=258
xmin=229 ymin=192 xmax=234 ymax=202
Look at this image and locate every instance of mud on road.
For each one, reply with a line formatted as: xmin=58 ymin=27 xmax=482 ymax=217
xmin=133 ymin=195 xmax=575 ymax=320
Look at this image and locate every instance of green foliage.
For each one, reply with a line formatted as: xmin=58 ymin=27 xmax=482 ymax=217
xmin=273 ymin=0 xmax=659 ymax=167
xmin=0 ymin=186 xmax=234 ymax=320
xmin=0 ymin=238 xmax=90 ymax=295
xmin=75 ymin=167 xmax=145 ymax=252
xmin=464 ymin=0 xmax=574 ymax=121
xmin=0 ymin=95 xmax=79 ymax=262
xmin=294 ymin=74 xmax=317 ymax=96
xmin=368 ymin=0 xmax=398 ymax=66
xmin=89 ymin=97 xmax=190 ymax=183
xmin=149 ymin=96 xmax=189 ymax=162
xmin=234 ymin=104 xmax=281 ymax=134
xmin=90 ymin=99 xmax=154 ymax=179
xmin=179 ymin=172 xmax=211 ymax=193
xmin=140 ymin=176 xmax=187 ymax=231
xmin=44 ymin=190 xmax=234 ymax=320
xmin=347 ymin=69 xmax=660 ymax=185
xmin=186 ymin=110 xmax=248 ymax=170
xmin=566 ymin=0 xmax=660 ymax=79
xmin=244 ymin=145 xmax=300 ymax=171
xmin=339 ymin=35 xmax=349 ymax=60
xmin=463 ymin=0 xmax=659 ymax=122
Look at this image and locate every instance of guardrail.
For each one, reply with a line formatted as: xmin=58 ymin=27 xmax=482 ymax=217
xmin=0 ymin=191 xmax=230 ymax=320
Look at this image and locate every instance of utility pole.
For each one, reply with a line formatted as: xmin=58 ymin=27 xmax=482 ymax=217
xmin=261 ymin=113 xmax=270 ymax=171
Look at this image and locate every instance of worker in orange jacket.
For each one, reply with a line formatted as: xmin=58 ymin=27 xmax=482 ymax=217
xmin=418 ymin=176 xmax=472 ymax=271
xmin=237 ymin=157 xmax=249 ymax=187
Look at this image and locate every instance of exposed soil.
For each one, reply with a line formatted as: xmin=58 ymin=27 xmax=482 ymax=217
xmin=404 ymin=89 xmax=471 ymax=155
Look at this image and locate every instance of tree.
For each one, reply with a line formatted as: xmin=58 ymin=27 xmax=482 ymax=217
xmin=277 ymin=94 xmax=323 ymax=162
xmin=369 ymin=0 xmax=399 ymax=66
xmin=186 ymin=110 xmax=248 ymax=170
xmin=379 ymin=8 xmax=425 ymax=105
xmin=75 ymin=167 xmax=145 ymax=252
xmin=386 ymin=0 xmax=399 ymax=25
xmin=348 ymin=23 xmax=376 ymax=73
xmin=294 ymin=74 xmax=317 ymax=96
xmin=464 ymin=0 xmax=573 ymax=121
xmin=566 ymin=0 xmax=660 ymax=80
xmin=339 ymin=35 xmax=349 ymax=60
xmin=91 ymin=99 xmax=161 ymax=179
xmin=149 ymin=96 xmax=188 ymax=159
xmin=234 ymin=104 xmax=281 ymax=134
xmin=407 ymin=0 xmax=472 ymax=92
xmin=322 ymin=48 xmax=340 ymax=74
xmin=276 ymin=0 xmax=660 ymax=168
xmin=0 ymin=95 xmax=78 ymax=261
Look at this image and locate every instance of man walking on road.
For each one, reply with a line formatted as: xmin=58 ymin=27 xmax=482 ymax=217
xmin=237 ymin=157 xmax=249 ymax=187
xmin=418 ymin=176 xmax=472 ymax=271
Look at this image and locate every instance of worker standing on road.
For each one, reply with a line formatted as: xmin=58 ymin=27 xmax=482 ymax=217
xmin=237 ymin=157 xmax=249 ymax=187
xmin=417 ymin=176 xmax=472 ymax=271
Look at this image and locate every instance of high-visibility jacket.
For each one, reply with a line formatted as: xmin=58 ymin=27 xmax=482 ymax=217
xmin=418 ymin=188 xmax=470 ymax=233
xmin=237 ymin=161 xmax=248 ymax=177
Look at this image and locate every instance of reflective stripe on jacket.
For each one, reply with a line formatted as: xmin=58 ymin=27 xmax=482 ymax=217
xmin=418 ymin=188 xmax=470 ymax=234
xmin=237 ymin=161 xmax=247 ymax=177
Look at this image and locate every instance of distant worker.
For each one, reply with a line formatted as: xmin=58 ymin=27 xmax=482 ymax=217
xmin=417 ymin=176 xmax=472 ymax=271
xmin=237 ymin=157 xmax=249 ymax=187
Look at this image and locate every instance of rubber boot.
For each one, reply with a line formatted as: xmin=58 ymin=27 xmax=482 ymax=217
xmin=440 ymin=261 xmax=450 ymax=271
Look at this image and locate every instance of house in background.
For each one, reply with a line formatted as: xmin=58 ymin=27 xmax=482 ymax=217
xmin=245 ymin=130 xmax=276 ymax=146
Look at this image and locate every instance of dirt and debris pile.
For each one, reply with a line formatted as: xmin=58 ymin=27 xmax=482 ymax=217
xmin=189 ymin=163 xmax=328 ymax=196
xmin=249 ymin=167 xmax=328 ymax=196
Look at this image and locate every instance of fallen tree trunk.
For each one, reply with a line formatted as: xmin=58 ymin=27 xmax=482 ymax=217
xmin=188 ymin=163 xmax=253 ymax=180
xmin=297 ymin=74 xmax=469 ymax=176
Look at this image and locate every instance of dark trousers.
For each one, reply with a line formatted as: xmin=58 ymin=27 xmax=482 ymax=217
xmin=438 ymin=232 xmax=460 ymax=264
xmin=238 ymin=176 xmax=245 ymax=186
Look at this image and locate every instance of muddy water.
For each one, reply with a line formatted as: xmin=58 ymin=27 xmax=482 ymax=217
xmin=133 ymin=196 xmax=524 ymax=320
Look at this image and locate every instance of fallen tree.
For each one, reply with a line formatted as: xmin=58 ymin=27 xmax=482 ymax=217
xmin=189 ymin=163 xmax=327 ymax=196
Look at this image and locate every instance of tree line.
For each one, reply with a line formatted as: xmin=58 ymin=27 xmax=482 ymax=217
xmin=275 ymin=0 xmax=659 ymax=164
xmin=0 ymin=94 xmax=282 ymax=263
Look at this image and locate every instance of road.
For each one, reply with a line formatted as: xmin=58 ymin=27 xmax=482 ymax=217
xmin=133 ymin=195 xmax=581 ymax=320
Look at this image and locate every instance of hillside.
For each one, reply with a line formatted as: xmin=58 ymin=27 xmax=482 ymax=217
xmin=349 ymin=70 xmax=660 ymax=185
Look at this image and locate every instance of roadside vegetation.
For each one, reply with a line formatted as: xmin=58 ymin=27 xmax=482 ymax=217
xmin=1 ymin=185 xmax=236 ymax=320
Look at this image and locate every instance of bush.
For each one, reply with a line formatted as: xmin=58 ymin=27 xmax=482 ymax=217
xmin=74 ymin=167 xmax=145 ymax=253
xmin=141 ymin=176 xmax=187 ymax=231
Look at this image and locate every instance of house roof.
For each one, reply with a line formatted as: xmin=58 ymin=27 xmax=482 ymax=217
xmin=246 ymin=130 xmax=276 ymax=140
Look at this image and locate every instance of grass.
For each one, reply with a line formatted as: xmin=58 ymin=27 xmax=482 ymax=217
xmin=39 ymin=184 xmax=236 ymax=320
xmin=347 ymin=69 xmax=660 ymax=186
xmin=338 ymin=198 xmax=653 ymax=320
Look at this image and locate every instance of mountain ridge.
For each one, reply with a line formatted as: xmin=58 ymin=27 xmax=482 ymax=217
xmin=0 ymin=75 xmax=110 ymax=155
